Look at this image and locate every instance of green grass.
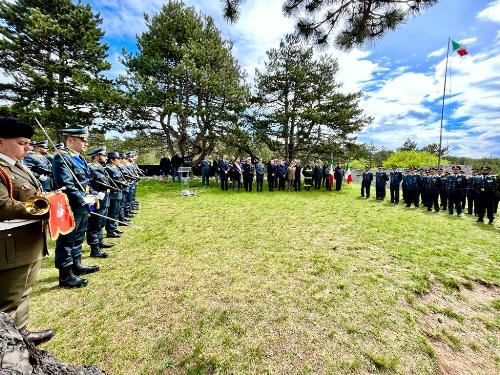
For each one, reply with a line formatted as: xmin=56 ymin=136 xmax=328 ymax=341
xmin=30 ymin=180 xmax=500 ymax=374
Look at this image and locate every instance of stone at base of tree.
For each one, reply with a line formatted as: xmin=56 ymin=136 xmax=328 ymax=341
xmin=0 ymin=312 xmax=106 ymax=375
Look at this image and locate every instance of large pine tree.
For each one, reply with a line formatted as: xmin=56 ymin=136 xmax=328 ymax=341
xmin=0 ymin=0 xmax=112 ymax=130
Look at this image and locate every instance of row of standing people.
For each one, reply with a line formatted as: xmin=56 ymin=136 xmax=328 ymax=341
xmin=0 ymin=119 xmax=143 ymax=347
xmin=360 ymin=165 xmax=498 ymax=224
xmin=197 ymin=155 xmax=346 ymax=192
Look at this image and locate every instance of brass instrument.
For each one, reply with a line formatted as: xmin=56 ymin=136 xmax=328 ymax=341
xmin=24 ymin=194 xmax=51 ymax=215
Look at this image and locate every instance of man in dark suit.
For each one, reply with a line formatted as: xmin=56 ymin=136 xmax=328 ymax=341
xmin=52 ymin=128 xmax=100 ymax=288
xmin=361 ymin=165 xmax=373 ymax=198
xmin=0 ymin=117 xmax=54 ymax=345
xmin=334 ymin=162 xmax=344 ymax=191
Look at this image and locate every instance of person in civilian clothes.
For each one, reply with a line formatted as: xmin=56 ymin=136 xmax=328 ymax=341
xmin=277 ymin=159 xmax=287 ymax=191
xmin=212 ymin=155 xmax=219 ymax=187
xmin=361 ymin=165 xmax=373 ymax=198
xmin=200 ymin=155 xmax=210 ymax=186
xmin=389 ymin=165 xmax=403 ymax=204
xmin=159 ymin=154 xmax=171 ymax=179
xmin=52 ymin=128 xmax=100 ymax=288
xmin=313 ymin=160 xmax=322 ymax=190
xmin=268 ymin=159 xmax=276 ymax=192
xmin=0 ymin=117 xmax=54 ymax=345
xmin=255 ymin=158 xmax=265 ymax=192
xmin=232 ymin=157 xmax=242 ymax=192
xmin=322 ymin=163 xmax=329 ymax=190
xmin=218 ymin=155 xmax=229 ymax=191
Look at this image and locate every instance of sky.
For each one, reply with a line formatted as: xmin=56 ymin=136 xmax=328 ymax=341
xmin=69 ymin=1 xmax=500 ymax=157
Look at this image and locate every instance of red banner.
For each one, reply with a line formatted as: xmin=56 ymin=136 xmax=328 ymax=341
xmin=47 ymin=192 xmax=75 ymax=239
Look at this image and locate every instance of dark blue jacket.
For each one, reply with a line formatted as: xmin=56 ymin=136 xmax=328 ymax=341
xmin=23 ymin=151 xmax=54 ymax=192
xmin=403 ymin=174 xmax=421 ymax=191
xmin=362 ymin=172 xmax=373 ymax=186
xmin=389 ymin=171 xmax=403 ymax=188
xmin=447 ymin=175 xmax=467 ymax=195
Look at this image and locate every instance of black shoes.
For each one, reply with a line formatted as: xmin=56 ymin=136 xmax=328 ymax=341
xmin=107 ymin=232 xmax=121 ymax=238
xmin=20 ymin=328 xmax=54 ymax=346
xmin=114 ymin=228 xmax=124 ymax=234
xmin=99 ymin=242 xmax=114 ymax=249
xmin=90 ymin=245 xmax=108 ymax=258
xmin=59 ymin=266 xmax=88 ymax=288
xmin=72 ymin=256 xmax=100 ymax=276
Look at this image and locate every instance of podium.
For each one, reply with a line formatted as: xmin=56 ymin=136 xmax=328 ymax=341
xmin=177 ymin=167 xmax=192 ymax=188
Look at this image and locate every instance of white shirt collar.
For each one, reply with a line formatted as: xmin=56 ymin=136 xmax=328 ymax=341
xmin=0 ymin=152 xmax=17 ymax=166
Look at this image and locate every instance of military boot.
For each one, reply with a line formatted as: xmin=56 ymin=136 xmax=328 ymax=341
xmin=72 ymin=256 xmax=100 ymax=276
xmin=59 ymin=266 xmax=88 ymax=288
xmin=90 ymin=245 xmax=108 ymax=258
xmin=99 ymin=241 xmax=114 ymax=249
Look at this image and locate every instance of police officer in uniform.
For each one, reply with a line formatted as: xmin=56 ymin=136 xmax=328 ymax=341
xmin=218 ymin=155 xmax=229 ymax=191
xmin=105 ymin=152 xmax=126 ymax=237
xmin=389 ymin=165 xmax=403 ymax=204
xmin=23 ymin=140 xmax=54 ymax=192
xmin=0 ymin=117 xmax=54 ymax=345
xmin=465 ymin=169 xmax=478 ymax=215
xmin=334 ymin=162 xmax=344 ymax=191
xmin=475 ymin=166 xmax=496 ymax=224
xmin=424 ymin=168 xmax=442 ymax=212
xmin=243 ymin=157 xmax=255 ymax=192
xmin=52 ymin=128 xmax=100 ymax=288
xmin=403 ymin=167 xmax=421 ymax=207
xmin=86 ymin=146 xmax=114 ymax=258
xmin=268 ymin=159 xmax=277 ymax=192
xmin=361 ymin=165 xmax=373 ymax=198
xmin=375 ymin=166 xmax=389 ymax=200
xmin=446 ymin=165 xmax=467 ymax=217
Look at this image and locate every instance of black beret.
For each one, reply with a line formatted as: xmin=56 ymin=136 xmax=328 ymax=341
xmin=0 ymin=117 xmax=34 ymax=139
xmin=107 ymin=151 xmax=120 ymax=159
xmin=32 ymin=140 xmax=49 ymax=148
xmin=87 ymin=146 xmax=107 ymax=156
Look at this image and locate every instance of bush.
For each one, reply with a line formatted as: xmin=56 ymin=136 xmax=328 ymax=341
xmin=383 ymin=151 xmax=449 ymax=168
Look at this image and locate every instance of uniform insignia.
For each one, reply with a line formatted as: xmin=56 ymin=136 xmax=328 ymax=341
xmin=22 ymin=182 xmax=30 ymax=190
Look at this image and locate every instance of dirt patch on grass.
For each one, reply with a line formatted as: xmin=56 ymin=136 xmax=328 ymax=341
xmin=415 ymin=280 xmax=500 ymax=375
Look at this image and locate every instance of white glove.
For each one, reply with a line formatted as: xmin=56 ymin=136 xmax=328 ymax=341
xmin=39 ymin=174 xmax=48 ymax=182
xmin=83 ymin=194 xmax=96 ymax=205
xmin=96 ymin=192 xmax=106 ymax=200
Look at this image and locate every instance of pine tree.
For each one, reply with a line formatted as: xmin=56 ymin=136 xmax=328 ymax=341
xmin=0 ymin=0 xmax=112 ymax=131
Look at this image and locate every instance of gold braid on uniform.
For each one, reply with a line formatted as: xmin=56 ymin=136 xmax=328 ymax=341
xmin=0 ymin=164 xmax=14 ymax=199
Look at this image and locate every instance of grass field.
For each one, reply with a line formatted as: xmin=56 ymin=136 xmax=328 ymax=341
xmin=31 ymin=179 xmax=499 ymax=374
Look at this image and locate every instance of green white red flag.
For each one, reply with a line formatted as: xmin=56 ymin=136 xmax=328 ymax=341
xmin=345 ymin=163 xmax=352 ymax=184
xmin=452 ymin=40 xmax=468 ymax=57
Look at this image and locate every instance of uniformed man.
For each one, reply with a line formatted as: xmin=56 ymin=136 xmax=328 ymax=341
xmin=268 ymin=159 xmax=277 ymax=192
xmin=403 ymin=167 xmax=421 ymax=207
xmin=46 ymin=142 xmax=65 ymax=163
xmin=334 ymin=162 xmax=344 ymax=191
xmin=475 ymin=166 xmax=496 ymax=224
xmin=105 ymin=152 xmax=127 ymax=238
xmin=52 ymin=128 xmax=100 ymax=288
xmin=294 ymin=160 xmax=302 ymax=191
xmin=118 ymin=153 xmax=133 ymax=222
xmin=313 ymin=160 xmax=322 ymax=190
xmin=389 ymin=165 xmax=403 ymax=204
xmin=255 ymin=158 xmax=266 ymax=192
xmin=438 ymin=169 xmax=448 ymax=210
xmin=0 ymin=117 xmax=54 ymax=345
xmin=424 ymin=168 xmax=442 ymax=212
xmin=126 ymin=151 xmax=142 ymax=211
xmin=466 ymin=169 xmax=478 ymax=215
xmin=242 ymin=157 xmax=255 ymax=192
xmin=446 ymin=165 xmax=467 ymax=217
xmin=86 ymin=146 xmax=114 ymax=258
xmin=23 ymin=140 xmax=54 ymax=192
xmin=361 ymin=165 xmax=373 ymax=198
xmin=218 ymin=155 xmax=229 ymax=191
xmin=375 ymin=166 xmax=389 ymax=200
xmin=200 ymin=155 xmax=210 ymax=186
xmin=420 ymin=169 xmax=429 ymax=209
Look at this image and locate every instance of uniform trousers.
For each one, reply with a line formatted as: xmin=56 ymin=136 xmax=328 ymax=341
xmin=390 ymin=186 xmax=399 ymax=203
xmin=256 ymin=175 xmax=264 ymax=192
xmin=448 ymin=193 xmax=463 ymax=215
xmin=106 ymin=198 xmax=121 ymax=233
xmin=361 ymin=184 xmax=371 ymax=198
xmin=476 ymin=191 xmax=495 ymax=221
xmin=55 ymin=213 xmax=88 ymax=269
xmin=406 ymin=190 xmax=419 ymax=207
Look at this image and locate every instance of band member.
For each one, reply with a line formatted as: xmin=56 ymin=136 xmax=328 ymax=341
xmin=0 ymin=117 xmax=54 ymax=345
xmin=23 ymin=140 xmax=54 ymax=192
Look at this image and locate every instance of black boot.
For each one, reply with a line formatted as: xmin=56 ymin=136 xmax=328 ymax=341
xmin=59 ymin=266 xmax=88 ymax=288
xmin=107 ymin=232 xmax=121 ymax=238
xmin=72 ymin=256 xmax=100 ymax=276
xmin=20 ymin=328 xmax=54 ymax=346
xmin=114 ymin=228 xmax=124 ymax=234
xmin=99 ymin=242 xmax=114 ymax=249
xmin=90 ymin=245 xmax=108 ymax=258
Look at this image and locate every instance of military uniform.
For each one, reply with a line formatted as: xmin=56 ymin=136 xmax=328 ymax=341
xmin=403 ymin=169 xmax=421 ymax=207
xmin=474 ymin=167 xmax=496 ymax=224
xmin=361 ymin=169 xmax=373 ymax=198
xmin=105 ymin=152 xmax=127 ymax=236
xmin=255 ymin=161 xmax=265 ymax=192
xmin=0 ymin=117 xmax=53 ymax=345
xmin=375 ymin=168 xmax=389 ymax=200
xmin=465 ymin=172 xmax=478 ymax=215
xmin=218 ymin=158 xmax=229 ymax=191
xmin=334 ymin=165 xmax=344 ymax=191
xmin=23 ymin=141 xmax=54 ymax=192
xmin=389 ymin=168 xmax=403 ymax=204
xmin=242 ymin=160 xmax=255 ymax=192
xmin=446 ymin=166 xmax=467 ymax=216
xmin=424 ymin=171 xmax=442 ymax=212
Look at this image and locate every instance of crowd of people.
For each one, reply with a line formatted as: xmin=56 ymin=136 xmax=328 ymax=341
xmin=0 ymin=118 xmax=143 ymax=347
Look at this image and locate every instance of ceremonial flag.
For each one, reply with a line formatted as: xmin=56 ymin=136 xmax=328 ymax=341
xmin=47 ymin=192 xmax=75 ymax=239
xmin=329 ymin=157 xmax=334 ymax=188
xmin=345 ymin=162 xmax=352 ymax=184
xmin=452 ymin=40 xmax=468 ymax=57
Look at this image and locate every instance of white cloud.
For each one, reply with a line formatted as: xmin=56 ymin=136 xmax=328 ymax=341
xmin=457 ymin=37 xmax=477 ymax=46
xmin=477 ymin=0 xmax=500 ymax=23
xmin=427 ymin=47 xmax=446 ymax=58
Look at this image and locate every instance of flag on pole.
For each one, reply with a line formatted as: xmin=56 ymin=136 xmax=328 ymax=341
xmin=345 ymin=162 xmax=352 ymax=184
xmin=452 ymin=40 xmax=468 ymax=57
xmin=329 ymin=156 xmax=334 ymax=188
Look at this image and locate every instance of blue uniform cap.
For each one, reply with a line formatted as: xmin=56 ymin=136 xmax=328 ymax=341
xmin=87 ymin=146 xmax=107 ymax=156
xmin=482 ymin=165 xmax=491 ymax=170
xmin=32 ymin=140 xmax=49 ymax=148
xmin=59 ymin=128 xmax=89 ymax=138
xmin=107 ymin=151 xmax=120 ymax=159
xmin=55 ymin=142 xmax=65 ymax=150
xmin=0 ymin=117 xmax=34 ymax=139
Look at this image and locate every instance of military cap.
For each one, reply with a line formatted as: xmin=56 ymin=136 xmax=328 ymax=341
xmin=482 ymin=165 xmax=492 ymax=170
xmin=451 ymin=165 xmax=461 ymax=170
xmin=55 ymin=142 xmax=65 ymax=150
xmin=377 ymin=165 xmax=383 ymax=168
xmin=59 ymin=128 xmax=89 ymax=138
xmin=107 ymin=151 xmax=120 ymax=159
xmin=0 ymin=117 xmax=34 ymax=139
xmin=32 ymin=140 xmax=49 ymax=148
xmin=119 ymin=152 xmax=126 ymax=159
xmin=391 ymin=165 xmax=398 ymax=168
xmin=409 ymin=166 xmax=417 ymax=171
xmin=87 ymin=146 xmax=107 ymax=156
xmin=126 ymin=151 xmax=137 ymax=157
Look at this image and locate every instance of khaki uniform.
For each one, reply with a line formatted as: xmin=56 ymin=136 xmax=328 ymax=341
xmin=0 ymin=158 xmax=46 ymax=328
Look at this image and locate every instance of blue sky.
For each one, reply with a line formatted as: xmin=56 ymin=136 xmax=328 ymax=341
xmin=82 ymin=0 xmax=500 ymax=157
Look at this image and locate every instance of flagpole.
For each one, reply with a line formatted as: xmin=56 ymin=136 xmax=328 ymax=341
xmin=438 ymin=37 xmax=451 ymax=169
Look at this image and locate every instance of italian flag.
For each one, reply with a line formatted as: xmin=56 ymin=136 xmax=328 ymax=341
xmin=329 ymin=157 xmax=334 ymax=188
xmin=452 ymin=40 xmax=468 ymax=57
xmin=345 ymin=162 xmax=352 ymax=184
